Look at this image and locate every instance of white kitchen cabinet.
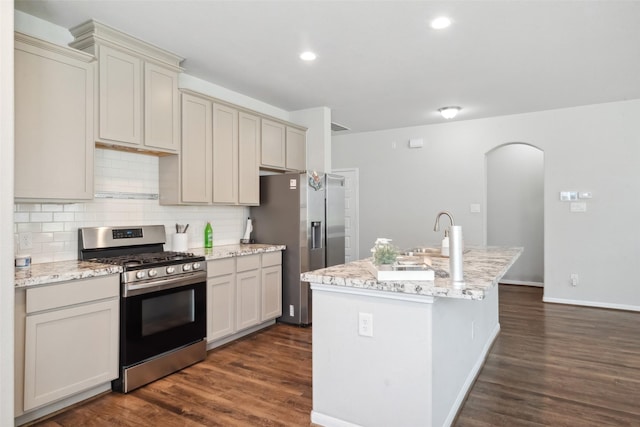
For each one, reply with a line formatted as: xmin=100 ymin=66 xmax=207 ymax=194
xmin=206 ymin=251 xmax=284 ymax=348
xmin=285 ymin=126 xmax=307 ymax=171
xmin=213 ymin=103 xmax=239 ymax=204
xmin=260 ymin=119 xmax=286 ymax=169
xmin=207 ymin=258 xmax=236 ymax=342
xmin=236 ymin=254 xmax=261 ymax=331
xmin=14 ymin=32 xmax=95 ymax=202
xmin=69 ymin=19 xmax=183 ymax=154
xmin=238 ymin=112 xmax=260 ymax=205
xmin=22 ymin=275 xmax=119 ymax=412
xmin=261 ymin=251 xmax=283 ymax=321
xmin=180 ymin=93 xmax=213 ymax=204
xmin=160 ymin=91 xmax=262 ymax=206
xmin=144 ymin=62 xmax=180 ymax=151
xmin=260 ymin=119 xmax=307 ymax=172
xmin=97 ymin=45 xmax=142 ymax=145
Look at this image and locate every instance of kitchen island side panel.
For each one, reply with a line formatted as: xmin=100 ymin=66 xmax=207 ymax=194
xmin=311 ymin=288 xmax=434 ymax=427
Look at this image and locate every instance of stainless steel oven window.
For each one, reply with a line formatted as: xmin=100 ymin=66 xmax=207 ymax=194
xmin=141 ymin=289 xmax=195 ymax=336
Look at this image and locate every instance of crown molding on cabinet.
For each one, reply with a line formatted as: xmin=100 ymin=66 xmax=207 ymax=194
xmin=68 ymin=19 xmax=184 ymax=72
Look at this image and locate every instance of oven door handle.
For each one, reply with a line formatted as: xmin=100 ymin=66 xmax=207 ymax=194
xmin=123 ymin=271 xmax=206 ymax=297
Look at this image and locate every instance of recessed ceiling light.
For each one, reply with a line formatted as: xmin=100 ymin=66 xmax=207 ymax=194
xmin=438 ymin=106 xmax=461 ymax=119
xmin=430 ymin=16 xmax=451 ymax=30
xmin=300 ymin=51 xmax=317 ymax=61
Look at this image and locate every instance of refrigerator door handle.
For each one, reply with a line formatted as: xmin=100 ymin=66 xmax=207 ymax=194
xmin=311 ymin=221 xmax=323 ymax=249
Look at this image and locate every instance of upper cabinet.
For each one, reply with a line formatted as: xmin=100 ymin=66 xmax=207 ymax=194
xmin=14 ymin=33 xmax=95 ymax=202
xmin=69 ymin=20 xmax=182 ymax=154
xmin=260 ymin=119 xmax=307 ymax=172
xmin=212 ymin=103 xmax=239 ymax=204
xmin=260 ymin=119 xmax=286 ymax=169
xmin=160 ymin=92 xmax=260 ymax=206
xmin=285 ymin=126 xmax=307 ymax=171
xmin=238 ymin=112 xmax=260 ymax=205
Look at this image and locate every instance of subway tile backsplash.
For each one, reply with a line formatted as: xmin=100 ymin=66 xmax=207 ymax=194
xmin=14 ymin=148 xmax=249 ymax=264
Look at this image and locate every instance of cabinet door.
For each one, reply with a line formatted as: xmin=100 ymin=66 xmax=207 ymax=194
xmin=144 ymin=62 xmax=180 ymax=151
xmin=207 ymin=273 xmax=236 ymax=342
xmin=260 ymin=119 xmax=286 ymax=169
xmin=236 ymin=269 xmax=261 ymax=331
xmin=14 ymin=37 xmax=94 ymax=201
xmin=213 ymin=103 xmax=238 ymax=204
xmin=98 ymin=45 xmax=142 ymax=145
xmin=238 ymin=112 xmax=260 ymax=205
xmin=286 ymin=127 xmax=307 ymax=171
xmin=261 ymin=265 xmax=282 ymax=321
xmin=23 ymin=298 xmax=119 ymax=411
xmin=181 ymin=93 xmax=212 ymax=203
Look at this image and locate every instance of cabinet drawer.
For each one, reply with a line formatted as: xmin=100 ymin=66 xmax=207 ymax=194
xmin=208 ymin=258 xmax=235 ymax=278
xmin=236 ymin=254 xmax=260 ymax=272
xmin=262 ymin=251 xmax=282 ymax=267
xmin=26 ymin=275 xmax=119 ymax=314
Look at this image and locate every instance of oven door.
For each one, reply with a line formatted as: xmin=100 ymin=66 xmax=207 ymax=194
xmin=120 ymin=274 xmax=206 ymax=367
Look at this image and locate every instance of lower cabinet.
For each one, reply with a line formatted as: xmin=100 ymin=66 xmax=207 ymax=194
xmin=206 ymin=251 xmax=282 ymax=347
xmin=236 ymin=255 xmax=261 ymax=331
xmin=16 ymin=275 xmax=119 ymax=416
xmin=206 ymin=258 xmax=236 ymax=341
xmin=261 ymin=252 xmax=283 ymax=321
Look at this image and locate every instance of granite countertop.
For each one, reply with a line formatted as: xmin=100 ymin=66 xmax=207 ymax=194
xmin=301 ymin=246 xmax=523 ymax=300
xmin=193 ymin=243 xmax=286 ymax=260
xmin=15 ymin=243 xmax=285 ymax=288
xmin=14 ymin=261 xmax=122 ymax=288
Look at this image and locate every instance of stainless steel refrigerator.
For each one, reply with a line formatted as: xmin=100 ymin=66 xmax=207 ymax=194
xmin=250 ymin=172 xmax=345 ymax=325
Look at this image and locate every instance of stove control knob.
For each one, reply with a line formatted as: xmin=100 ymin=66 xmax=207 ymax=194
xmin=136 ymin=271 xmax=146 ymax=279
xmin=182 ymin=263 xmax=192 ymax=272
xmin=166 ymin=266 xmax=176 ymax=274
xmin=148 ymin=269 xmax=158 ymax=278
xmin=192 ymin=262 xmax=201 ymax=270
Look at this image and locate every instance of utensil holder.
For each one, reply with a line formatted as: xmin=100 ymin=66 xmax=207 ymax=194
xmin=173 ymin=233 xmax=188 ymax=252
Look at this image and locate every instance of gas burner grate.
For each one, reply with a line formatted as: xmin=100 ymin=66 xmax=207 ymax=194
xmin=92 ymin=251 xmax=199 ymax=266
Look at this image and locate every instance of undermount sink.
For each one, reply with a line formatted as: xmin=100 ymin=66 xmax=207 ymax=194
xmin=403 ymin=247 xmax=470 ymax=258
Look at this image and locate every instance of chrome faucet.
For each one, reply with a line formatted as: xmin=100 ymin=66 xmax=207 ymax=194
xmin=433 ymin=211 xmax=455 ymax=232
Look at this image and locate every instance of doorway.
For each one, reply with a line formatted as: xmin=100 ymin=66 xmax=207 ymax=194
xmin=332 ymin=168 xmax=359 ymax=262
xmin=486 ymin=143 xmax=544 ymax=285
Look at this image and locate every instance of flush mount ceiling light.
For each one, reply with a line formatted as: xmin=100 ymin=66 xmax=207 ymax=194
xmin=299 ymin=51 xmax=317 ymax=61
xmin=438 ymin=106 xmax=461 ymax=119
xmin=430 ymin=16 xmax=452 ymax=30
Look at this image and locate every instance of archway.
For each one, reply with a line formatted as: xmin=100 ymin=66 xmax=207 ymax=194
xmin=486 ymin=143 xmax=544 ymax=285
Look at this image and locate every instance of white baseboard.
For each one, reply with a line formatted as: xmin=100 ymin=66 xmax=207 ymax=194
xmin=543 ymin=296 xmax=640 ymax=312
xmin=311 ymin=410 xmax=362 ymax=427
xmin=443 ymin=322 xmax=501 ymax=427
xmin=500 ymin=280 xmax=544 ymax=287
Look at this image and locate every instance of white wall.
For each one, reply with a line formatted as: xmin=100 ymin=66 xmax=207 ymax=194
xmin=487 ymin=144 xmax=544 ymax=284
xmin=1 ymin=2 xmax=15 ymax=424
xmin=333 ymin=100 xmax=640 ymax=310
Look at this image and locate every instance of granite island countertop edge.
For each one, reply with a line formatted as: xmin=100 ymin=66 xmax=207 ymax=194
xmin=301 ymin=246 xmax=523 ymax=300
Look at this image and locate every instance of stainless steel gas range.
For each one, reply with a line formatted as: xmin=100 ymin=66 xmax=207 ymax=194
xmin=78 ymin=225 xmax=207 ymax=393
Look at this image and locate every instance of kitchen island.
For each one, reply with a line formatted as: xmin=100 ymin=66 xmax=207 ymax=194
xmin=301 ymin=246 xmax=522 ymax=427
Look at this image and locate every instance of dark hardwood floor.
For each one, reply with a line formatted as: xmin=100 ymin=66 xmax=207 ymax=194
xmin=31 ymin=285 xmax=639 ymax=426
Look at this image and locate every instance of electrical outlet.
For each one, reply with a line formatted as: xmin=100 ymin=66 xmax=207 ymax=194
xmin=19 ymin=232 xmax=33 ymax=250
xmin=289 ymin=305 xmax=294 ymax=317
xmin=358 ymin=312 xmax=373 ymax=337
xmin=570 ymin=273 xmax=579 ymax=287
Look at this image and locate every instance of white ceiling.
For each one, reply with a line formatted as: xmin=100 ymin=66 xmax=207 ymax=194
xmin=14 ymin=0 xmax=640 ymax=133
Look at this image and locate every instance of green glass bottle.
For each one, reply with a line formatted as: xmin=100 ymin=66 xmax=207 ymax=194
xmin=204 ymin=222 xmax=213 ymax=248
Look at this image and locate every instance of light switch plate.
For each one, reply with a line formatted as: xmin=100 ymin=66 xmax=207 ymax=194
xmin=470 ymin=203 xmax=481 ymax=213
xmin=570 ymin=202 xmax=587 ymax=212
xmin=560 ymin=191 xmax=578 ymax=201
